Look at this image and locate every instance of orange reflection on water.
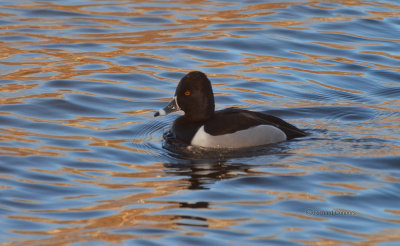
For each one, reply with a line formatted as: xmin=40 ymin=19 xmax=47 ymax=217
xmin=0 ymin=146 xmax=63 ymax=157
xmin=3 ymin=160 xmax=252 ymax=245
xmin=252 ymin=190 xmax=325 ymax=202
xmin=0 ymin=83 xmax=39 ymax=93
xmin=294 ymin=227 xmax=400 ymax=246
xmin=321 ymin=182 xmax=383 ymax=191
xmin=0 ymin=92 xmax=65 ymax=105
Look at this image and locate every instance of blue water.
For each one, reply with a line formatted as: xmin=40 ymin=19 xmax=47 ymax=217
xmin=1 ymin=0 xmax=400 ymax=245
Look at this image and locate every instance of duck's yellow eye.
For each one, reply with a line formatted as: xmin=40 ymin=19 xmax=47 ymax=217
xmin=184 ymin=90 xmax=191 ymax=96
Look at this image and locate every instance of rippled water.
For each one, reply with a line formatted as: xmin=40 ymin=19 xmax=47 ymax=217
xmin=1 ymin=0 xmax=400 ymax=245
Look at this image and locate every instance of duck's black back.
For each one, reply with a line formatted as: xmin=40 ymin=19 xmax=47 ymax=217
xmin=204 ymin=108 xmax=306 ymax=140
xmin=170 ymin=107 xmax=306 ymax=144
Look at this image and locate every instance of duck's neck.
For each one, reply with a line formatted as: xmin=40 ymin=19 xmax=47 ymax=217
xmin=185 ymin=109 xmax=214 ymax=122
xmin=185 ymin=100 xmax=214 ymax=122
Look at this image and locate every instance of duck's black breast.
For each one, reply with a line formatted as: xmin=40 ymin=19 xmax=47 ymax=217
xmin=171 ymin=116 xmax=203 ymax=144
xmin=204 ymin=108 xmax=306 ymax=139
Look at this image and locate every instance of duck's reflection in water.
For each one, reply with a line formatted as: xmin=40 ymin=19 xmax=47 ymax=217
xmin=164 ymin=161 xmax=252 ymax=190
xmin=162 ymin=135 xmax=293 ymax=190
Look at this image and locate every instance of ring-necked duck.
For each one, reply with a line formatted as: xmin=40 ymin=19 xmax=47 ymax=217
xmin=154 ymin=71 xmax=306 ymax=148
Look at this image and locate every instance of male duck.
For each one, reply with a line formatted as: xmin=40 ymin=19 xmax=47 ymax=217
xmin=154 ymin=71 xmax=306 ymax=148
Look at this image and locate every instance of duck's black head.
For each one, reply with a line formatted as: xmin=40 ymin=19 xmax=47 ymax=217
xmin=154 ymin=71 xmax=215 ymax=122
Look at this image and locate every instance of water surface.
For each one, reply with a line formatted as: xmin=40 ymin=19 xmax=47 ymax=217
xmin=1 ymin=0 xmax=400 ymax=245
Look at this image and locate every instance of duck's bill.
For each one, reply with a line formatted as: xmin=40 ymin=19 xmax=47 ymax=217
xmin=154 ymin=96 xmax=180 ymax=117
